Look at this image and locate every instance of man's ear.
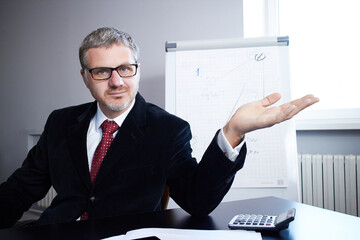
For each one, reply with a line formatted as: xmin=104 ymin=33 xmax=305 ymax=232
xmin=137 ymin=63 xmax=141 ymax=80
xmin=80 ymin=69 xmax=89 ymax=88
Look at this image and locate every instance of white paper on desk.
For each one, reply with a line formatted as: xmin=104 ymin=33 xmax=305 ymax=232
xmin=103 ymin=228 xmax=262 ymax=240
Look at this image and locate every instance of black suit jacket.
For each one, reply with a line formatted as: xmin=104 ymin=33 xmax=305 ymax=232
xmin=0 ymin=93 xmax=246 ymax=228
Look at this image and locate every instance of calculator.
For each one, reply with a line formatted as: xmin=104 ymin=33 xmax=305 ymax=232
xmin=228 ymin=208 xmax=296 ymax=231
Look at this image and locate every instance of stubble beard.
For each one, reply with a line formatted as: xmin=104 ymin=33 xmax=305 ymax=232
xmin=104 ymin=89 xmax=137 ymax=113
xmin=106 ymin=100 xmax=132 ymax=112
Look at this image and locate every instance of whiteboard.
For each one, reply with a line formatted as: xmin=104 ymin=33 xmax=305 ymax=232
xmin=165 ymin=37 xmax=300 ymax=201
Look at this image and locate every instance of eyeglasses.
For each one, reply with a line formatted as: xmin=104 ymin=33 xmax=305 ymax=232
xmin=85 ymin=64 xmax=139 ymax=80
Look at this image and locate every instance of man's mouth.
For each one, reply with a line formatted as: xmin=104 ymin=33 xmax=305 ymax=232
xmin=108 ymin=90 xmax=126 ymax=97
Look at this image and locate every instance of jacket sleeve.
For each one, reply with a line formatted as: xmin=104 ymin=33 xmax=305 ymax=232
xmin=165 ymin=121 xmax=247 ymax=217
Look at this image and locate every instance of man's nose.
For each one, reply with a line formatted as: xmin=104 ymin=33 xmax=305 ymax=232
xmin=108 ymin=69 xmax=124 ymax=86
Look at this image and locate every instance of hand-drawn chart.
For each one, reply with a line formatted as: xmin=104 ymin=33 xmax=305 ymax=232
xmin=175 ymin=46 xmax=295 ymax=188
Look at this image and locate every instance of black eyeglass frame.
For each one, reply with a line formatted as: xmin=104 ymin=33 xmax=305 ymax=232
xmin=84 ymin=63 xmax=139 ymax=80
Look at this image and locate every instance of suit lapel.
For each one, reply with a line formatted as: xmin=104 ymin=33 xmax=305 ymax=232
xmin=68 ymin=102 xmax=97 ymax=190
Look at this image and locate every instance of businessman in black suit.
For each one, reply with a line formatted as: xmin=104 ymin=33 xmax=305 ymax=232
xmin=0 ymin=27 xmax=319 ymax=228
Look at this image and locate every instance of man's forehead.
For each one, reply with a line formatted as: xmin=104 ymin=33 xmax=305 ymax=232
xmin=85 ymin=44 xmax=136 ymax=66
xmin=87 ymin=43 xmax=132 ymax=54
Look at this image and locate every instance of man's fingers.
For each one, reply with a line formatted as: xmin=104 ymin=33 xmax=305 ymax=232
xmin=260 ymin=93 xmax=281 ymax=107
xmin=282 ymin=95 xmax=319 ymax=111
xmin=260 ymin=93 xmax=319 ymax=110
xmin=280 ymin=95 xmax=319 ymax=120
xmin=290 ymin=94 xmax=319 ymax=106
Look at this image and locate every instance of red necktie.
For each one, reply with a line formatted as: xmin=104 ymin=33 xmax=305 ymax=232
xmin=81 ymin=120 xmax=119 ymax=220
xmin=90 ymin=120 xmax=119 ymax=184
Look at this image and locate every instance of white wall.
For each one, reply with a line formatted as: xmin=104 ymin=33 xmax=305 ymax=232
xmin=0 ymin=0 xmax=244 ymax=181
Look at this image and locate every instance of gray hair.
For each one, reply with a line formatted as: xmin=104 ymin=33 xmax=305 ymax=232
xmin=79 ymin=27 xmax=140 ymax=68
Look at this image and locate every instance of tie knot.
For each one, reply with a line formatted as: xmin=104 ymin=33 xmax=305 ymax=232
xmin=101 ymin=120 xmax=119 ymax=135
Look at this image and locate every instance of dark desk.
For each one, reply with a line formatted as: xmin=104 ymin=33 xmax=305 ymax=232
xmin=1 ymin=197 xmax=359 ymax=240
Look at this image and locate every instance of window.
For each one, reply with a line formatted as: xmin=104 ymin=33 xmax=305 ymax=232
xmin=244 ymin=0 xmax=360 ymax=129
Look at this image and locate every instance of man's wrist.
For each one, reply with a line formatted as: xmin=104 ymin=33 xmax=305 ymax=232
xmin=217 ymin=128 xmax=245 ymax=162
xmin=223 ymin=124 xmax=244 ymax=148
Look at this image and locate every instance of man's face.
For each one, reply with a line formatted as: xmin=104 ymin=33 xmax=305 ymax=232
xmin=81 ymin=44 xmax=140 ymax=119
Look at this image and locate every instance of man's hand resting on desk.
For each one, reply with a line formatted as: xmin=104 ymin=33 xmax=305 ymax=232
xmin=223 ymin=93 xmax=319 ymax=147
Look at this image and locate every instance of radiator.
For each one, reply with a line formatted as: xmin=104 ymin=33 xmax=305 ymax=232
xmin=299 ymin=154 xmax=360 ymax=217
xmin=37 ymin=186 xmax=57 ymax=208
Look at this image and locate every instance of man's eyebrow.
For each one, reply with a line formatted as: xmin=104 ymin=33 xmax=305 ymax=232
xmin=90 ymin=63 xmax=134 ymax=69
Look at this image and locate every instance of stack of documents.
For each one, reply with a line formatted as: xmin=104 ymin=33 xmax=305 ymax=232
xmin=103 ymin=227 xmax=262 ymax=240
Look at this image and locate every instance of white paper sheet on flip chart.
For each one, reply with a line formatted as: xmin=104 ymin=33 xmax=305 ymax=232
xmin=174 ymin=46 xmax=296 ymax=188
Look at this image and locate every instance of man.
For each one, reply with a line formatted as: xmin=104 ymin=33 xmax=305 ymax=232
xmin=0 ymin=27 xmax=319 ymax=228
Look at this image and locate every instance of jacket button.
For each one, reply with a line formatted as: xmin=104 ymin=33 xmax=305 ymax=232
xmin=90 ymin=196 xmax=95 ymax=202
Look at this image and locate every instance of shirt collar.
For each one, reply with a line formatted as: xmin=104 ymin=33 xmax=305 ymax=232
xmin=94 ymin=99 xmax=136 ymax=132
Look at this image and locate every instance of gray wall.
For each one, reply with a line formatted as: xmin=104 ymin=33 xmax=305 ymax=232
xmin=1 ymin=0 xmax=359 ymax=193
xmin=296 ymin=130 xmax=360 ymax=155
xmin=0 ymin=0 xmax=244 ymax=181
